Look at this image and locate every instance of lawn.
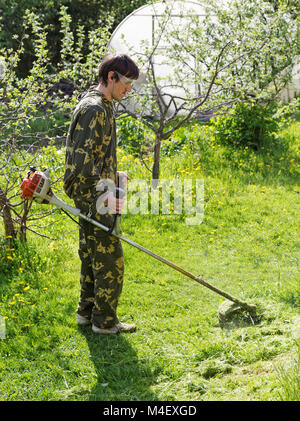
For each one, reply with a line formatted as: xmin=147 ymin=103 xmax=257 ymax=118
xmin=0 ymin=121 xmax=299 ymax=401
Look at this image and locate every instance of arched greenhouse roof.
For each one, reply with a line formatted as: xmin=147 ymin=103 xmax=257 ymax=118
xmin=108 ymin=1 xmax=210 ymax=57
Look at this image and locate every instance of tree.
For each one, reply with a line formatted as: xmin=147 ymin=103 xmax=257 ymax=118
xmin=0 ymin=7 xmax=112 ymax=241
xmin=115 ymin=0 xmax=299 ymax=180
xmin=0 ymin=0 xmax=148 ymax=76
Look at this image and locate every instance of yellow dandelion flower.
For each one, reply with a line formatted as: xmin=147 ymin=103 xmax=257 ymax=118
xmin=19 ymin=281 xmax=24 ymax=285
xmin=24 ymin=286 xmax=30 ymax=291
xmin=6 ymin=255 xmax=13 ymax=260
xmin=19 ymin=267 xmax=24 ymax=272
xmin=8 ymin=301 xmax=16 ymax=306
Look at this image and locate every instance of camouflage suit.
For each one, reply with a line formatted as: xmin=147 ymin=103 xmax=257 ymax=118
xmin=63 ymin=88 xmax=124 ymax=329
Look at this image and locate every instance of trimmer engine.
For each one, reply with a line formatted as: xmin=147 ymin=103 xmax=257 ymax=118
xmin=21 ymin=168 xmax=53 ymax=203
xmin=21 ymin=168 xmax=80 ymax=216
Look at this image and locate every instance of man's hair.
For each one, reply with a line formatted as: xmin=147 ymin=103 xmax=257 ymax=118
xmin=98 ymin=54 xmax=139 ymax=86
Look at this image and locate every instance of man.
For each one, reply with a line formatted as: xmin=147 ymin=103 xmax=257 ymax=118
xmin=63 ymin=54 xmax=139 ymax=334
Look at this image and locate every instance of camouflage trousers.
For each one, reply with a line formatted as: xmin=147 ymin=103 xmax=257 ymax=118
xmin=75 ymin=200 xmax=124 ymax=329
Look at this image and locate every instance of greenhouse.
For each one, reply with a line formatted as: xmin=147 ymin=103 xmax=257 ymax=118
xmin=109 ymin=0 xmax=300 ymax=112
xmin=109 ymin=0 xmax=211 ymax=115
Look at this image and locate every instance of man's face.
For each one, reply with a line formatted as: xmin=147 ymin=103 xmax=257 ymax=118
xmin=111 ymin=71 xmax=134 ymax=101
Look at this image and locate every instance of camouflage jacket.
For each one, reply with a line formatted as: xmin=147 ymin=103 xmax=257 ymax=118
xmin=63 ymin=88 xmax=117 ymax=204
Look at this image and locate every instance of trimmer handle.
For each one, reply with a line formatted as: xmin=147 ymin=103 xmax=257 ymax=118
xmin=114 ymin=187 xmax=126 ymax=200
xmin=113 ymin=173 xmax=127 ymax=233
xmin=115 ymin=172 xmax=127 ymax=205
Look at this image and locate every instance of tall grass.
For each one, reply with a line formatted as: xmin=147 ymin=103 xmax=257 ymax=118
xmin=276 ymin=340 xmax=300 ymax=401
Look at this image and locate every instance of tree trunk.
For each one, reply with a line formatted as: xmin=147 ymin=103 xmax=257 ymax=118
xmin=0 ymin=187 xmax=16 ymax=239
xmin=19 ymin=200 xmax=30 ymax=242
xmin=152 ymin=135 xmax=162 ymax=183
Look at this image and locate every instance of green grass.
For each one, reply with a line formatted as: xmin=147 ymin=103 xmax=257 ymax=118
xmin=0 ymin=122 xmax=299 ymax=401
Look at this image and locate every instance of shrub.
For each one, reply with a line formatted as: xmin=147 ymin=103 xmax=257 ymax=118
xmin=212 ymin=102 xmax=279 ymax=149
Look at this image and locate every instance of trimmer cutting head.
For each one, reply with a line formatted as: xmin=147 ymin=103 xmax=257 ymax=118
xmin=218 ymin=300 xmax=260 ymax=328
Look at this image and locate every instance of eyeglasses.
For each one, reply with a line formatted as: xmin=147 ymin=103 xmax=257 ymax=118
xmin=114 ymin=71 xmax=135 ymax=87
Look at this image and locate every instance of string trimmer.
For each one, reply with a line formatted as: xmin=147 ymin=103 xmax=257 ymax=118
xmin=21 ymin=168 xmax=260 ymax=327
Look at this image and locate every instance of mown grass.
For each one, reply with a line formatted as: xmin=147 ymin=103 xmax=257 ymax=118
xmin=0 ymin=122 xmax=299 ymax=401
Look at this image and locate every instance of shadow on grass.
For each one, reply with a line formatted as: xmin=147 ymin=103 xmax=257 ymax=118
xmin=78 ymin=326 xmax=158 ymax=401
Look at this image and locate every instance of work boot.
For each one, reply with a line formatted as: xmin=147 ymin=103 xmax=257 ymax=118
xmin=76 ymin=313 xmax=91 ymax=326
xmin=92 ymin=322 xmax=136 ymax=334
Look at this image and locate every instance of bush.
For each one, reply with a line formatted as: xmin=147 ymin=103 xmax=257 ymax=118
xmin=212 ymin=102 xmax=279 ymax=149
